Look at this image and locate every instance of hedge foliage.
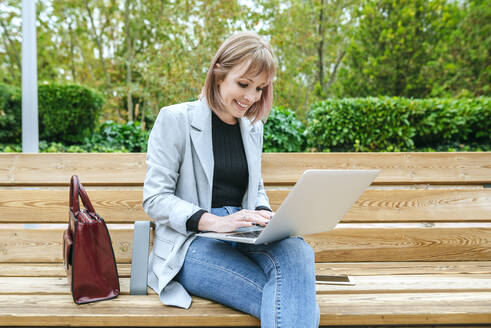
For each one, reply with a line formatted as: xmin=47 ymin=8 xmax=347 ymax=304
xmin=263 ymin=107 xmax=305 ymax=152
xmin=411 ymin=98 xmax=490 ymax=147
xmin=0 ymin=120 xmax=148 ymax=153
xmin=83 ymin=120 xmax=149 ymax=152
xmin=38 ymin=83 xmax=104 ymax=144
xmin=306 ymin=98 xmax=415 ymax=152
xmin=1 ymin=94 xmax=489 ymax=153
xmin=306 ymin=97 xmax=490 ymax=152
xmin=0 ymin=83 xmax=21 ymax=143
xmin=0 ymin=83 xmax=104 ymax=145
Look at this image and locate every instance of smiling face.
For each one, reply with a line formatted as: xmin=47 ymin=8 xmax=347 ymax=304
xmin=215 ymin=61 xmax=269 ymax=124
xmin=202 ymin=32 xmax=276 ymax=123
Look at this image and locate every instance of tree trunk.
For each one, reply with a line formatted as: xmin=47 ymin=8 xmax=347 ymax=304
xmin=68 ymin=22 xmax=77 ymax=82
xmin=327 ymin=50 xmax=346 ymax=91
xmin=125 ymin=0 xmax=133 ymax=122
xmin=0 ymin=19 xmax=22 ymax=71
xmin=141 ymin=103 xmax=146 ymax=131
xmin=83 ymin=0 xmax=111 ymax=90
xmin=317 ymin=0 xmax=326 ymax=94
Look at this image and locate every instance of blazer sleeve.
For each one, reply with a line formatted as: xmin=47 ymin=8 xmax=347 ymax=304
xmin=254 ymin=121 xmax=272 ymax=211
xmin=142 ymin=107 xmax=202 ymax=235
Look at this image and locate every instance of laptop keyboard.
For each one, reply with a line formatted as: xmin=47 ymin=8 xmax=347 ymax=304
xmin=227 ymin=230 xmax=262 ymax=238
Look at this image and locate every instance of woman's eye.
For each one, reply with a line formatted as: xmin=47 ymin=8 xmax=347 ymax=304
xmin=238 ymin=82 xmax=248 ymax=88
xmin=256 ymin=87 xmax=263 ymax=92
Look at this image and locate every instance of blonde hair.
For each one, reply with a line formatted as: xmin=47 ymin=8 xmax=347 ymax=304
xmin=201 ymin=32 xmax=276 ymax=123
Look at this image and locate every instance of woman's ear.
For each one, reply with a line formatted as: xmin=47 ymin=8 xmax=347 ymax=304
xmin=214 ymin=63 xmax=223 ymax=86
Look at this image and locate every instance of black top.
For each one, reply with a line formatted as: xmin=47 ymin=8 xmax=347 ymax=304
xmin=210 ymin=111 xmax=249 ymax=207
xmin=186 ymin=112 xmax=271 ymax=232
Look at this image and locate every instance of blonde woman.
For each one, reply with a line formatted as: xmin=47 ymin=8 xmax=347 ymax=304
xmin=143 ymin=32 xmax=320 ymax=327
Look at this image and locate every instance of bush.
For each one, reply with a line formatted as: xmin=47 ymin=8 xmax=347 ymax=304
xmin=306 ymin=97 xmax=416 ymax=151
xmin=38 ymin=83 xmax=104 ymax=144
xmin=411 ymin=97 xmax=491 ymax=147
xmin=83 ymin=120 xmax=149 ymax=152
xmin=0 ymin=83 xmax=21 ymax=143
xmin=0 ymin=143 xmax=22 ymax=152
xmin=263 ymin=106 xmax=305 ymax=152
xmin=305 ymin=97 xmax=490 ymax=152
xmin=3 ymin=96 xmax=488 ymax=153
xmin=0 ymin=120 xmax=150 ymax=153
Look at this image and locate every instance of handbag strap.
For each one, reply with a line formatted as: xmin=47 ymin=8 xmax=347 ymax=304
xmin=69 ymin=175 xmax=80 ymax=215
xmin=70 ymin=175 xmax=96 ymax=217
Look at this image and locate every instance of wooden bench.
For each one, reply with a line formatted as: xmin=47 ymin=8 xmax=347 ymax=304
xmin=0 ymin=152 xmax=490 ymax=327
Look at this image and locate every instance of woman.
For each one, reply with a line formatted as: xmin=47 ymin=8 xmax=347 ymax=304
xmin=143 ymin=32 xmax=320 ymax=327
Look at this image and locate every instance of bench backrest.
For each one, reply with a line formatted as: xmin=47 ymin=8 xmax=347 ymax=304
xmin=1 ymin=152 xmax=490 ymax=265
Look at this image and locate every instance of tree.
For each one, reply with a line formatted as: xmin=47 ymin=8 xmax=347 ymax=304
xmin=429 ymin=0 xmax=490 ymax=97
xmin=255 ymin=0 xmax=358 ymax=117
xmin=334 ymin=0 xmax=452 ymax=98
xmin=0 ymin=0 xmax=21 ymax=85
xmin=1 ymin=0 xmax=487 ymax=125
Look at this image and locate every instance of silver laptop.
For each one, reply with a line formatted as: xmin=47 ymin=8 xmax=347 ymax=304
xmin=196 ymin=169 xmax=379 ymax=244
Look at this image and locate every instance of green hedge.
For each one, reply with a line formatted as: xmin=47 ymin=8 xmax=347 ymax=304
xmin=38 ymin=83 xmax=104 ymax=144
xmin=0 ymin=83 xmax=104 ymax=145
xmin=0 ymin=84 xmax=21 ymax=143
xmin=2 ymin=94 xmax=489 ymax=153
xmin=0 ymin=121 xmax=150 ymax=153
xmin=84 ymin=120 xmax=149 ymax=152
xmin=411 ymin=97 xmax=490 ymax=146
xmin=306 ymin=97 xmax=490 ymax=152
xmin=263 ymin=107 xmax=305 ymax=152
xmin=0 ymin=121 xmax=149 ymax=153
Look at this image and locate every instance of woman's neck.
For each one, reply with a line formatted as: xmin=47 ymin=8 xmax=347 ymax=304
xmin=212 ymin=109 xmax=238 ymax=125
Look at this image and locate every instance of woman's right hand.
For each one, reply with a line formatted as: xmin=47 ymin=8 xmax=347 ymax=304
xmin=198 ymin=209 xmax=271 ymax=233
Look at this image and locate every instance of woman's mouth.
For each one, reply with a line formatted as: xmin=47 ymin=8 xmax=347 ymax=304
xmin=234 ymin=99 xmax=249 ymax=109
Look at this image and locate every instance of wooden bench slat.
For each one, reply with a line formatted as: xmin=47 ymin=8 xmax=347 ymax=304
xmin=1 ymin=223 xmax=489 ymax=263
xmin=0 ymin=153 xmax=147 ymax=186
xmin=0 ymin=294 xmax=260 ymax=326
xmin=342 ymin=188 xmax=491 ymax=222
xmin=313 ymin=222 xmax=491 ymax=262
xmin=2 ymin=152 xmax=490 ymax=186
xmin=2 ymin=261 xmax=491 ymax=278
xmin=2 ymin=188 xmax=490 ymax=223
xmin=0 ymin=263 xmax=132 ymax=277
xmin=316 ymin=274 xmax=491 ymax=294
xmin=0 ymin=293 xmax=489 ymax=326
xmin=316 ymin=292 xmax=491 ymax=325
xmin=262 ymin=152 xmax=491 ymax=185
xmin=1 ymin=274 xmax=490 ymax=295
xmin=315 ymin=261 xmax=491 ymax=276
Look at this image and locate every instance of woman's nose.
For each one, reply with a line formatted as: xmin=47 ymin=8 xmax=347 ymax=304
xmin=245 ymin=92 xmax=258 ymax=103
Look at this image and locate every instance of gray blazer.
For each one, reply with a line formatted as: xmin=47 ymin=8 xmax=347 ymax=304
xmin=142 ymin=99 xmax=270 ymax=308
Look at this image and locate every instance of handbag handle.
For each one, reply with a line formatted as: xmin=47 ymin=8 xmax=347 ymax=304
xmin=70 ymin=175 xmax=96 ymax=216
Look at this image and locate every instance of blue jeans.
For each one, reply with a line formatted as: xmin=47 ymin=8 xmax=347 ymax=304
xmin=174 ymin=206 xmax=320 ymax=328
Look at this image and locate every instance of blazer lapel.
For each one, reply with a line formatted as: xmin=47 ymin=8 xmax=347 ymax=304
xmin=240 ymin=118 xmax=261 ymax=210
xmin=189 ymin=100 xmax=214 ymax=191
xmin=189 ymin=100 xmax=261 ymax=210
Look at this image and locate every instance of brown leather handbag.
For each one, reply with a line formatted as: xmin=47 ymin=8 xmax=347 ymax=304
xmin=63 ymin=175 xmax=120 ymax=304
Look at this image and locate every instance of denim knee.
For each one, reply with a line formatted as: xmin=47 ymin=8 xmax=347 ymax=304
xmin=279 ymin=236 xmax=316 ymax=269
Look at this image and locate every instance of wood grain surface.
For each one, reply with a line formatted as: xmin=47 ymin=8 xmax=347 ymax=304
xmin=1 ymin=152 xmax=490 ymax=327
xmin=1 ymin=274 xmax=490 ymax=295
xmin=1 ymin=223 xmax=489 ymax=263
xmin=1 ymin=188 xmax=490 ymax=223
xmin=0 ymin=293 xmax=489 ymax=326
xmin=2 ymin=152 xmax=490 ymax=185
xmin=2 ymin=261 xmax=490 ymax=277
